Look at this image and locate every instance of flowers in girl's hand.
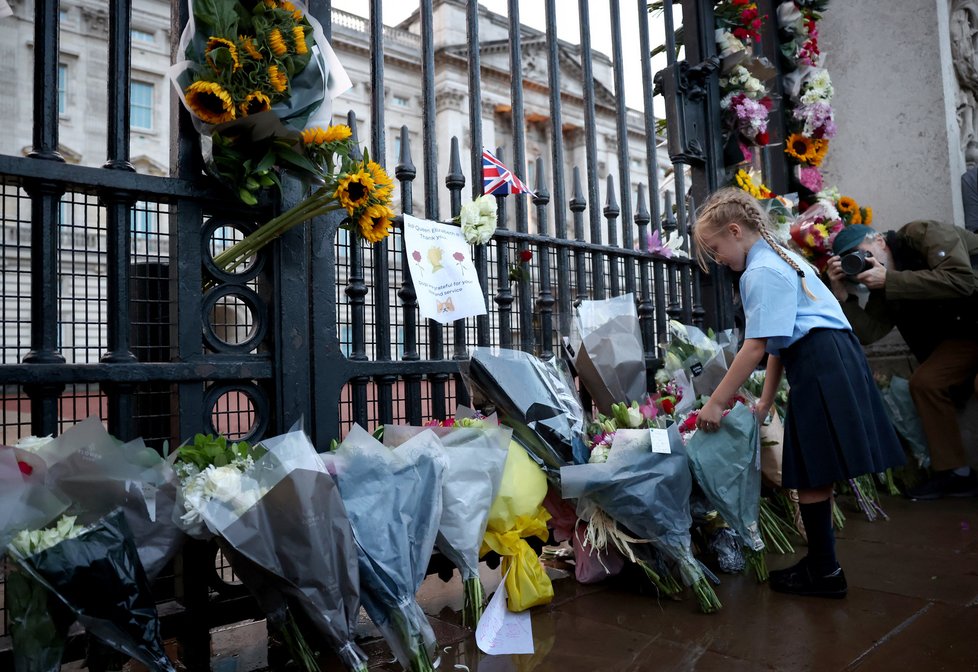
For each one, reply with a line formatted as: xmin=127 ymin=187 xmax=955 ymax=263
xmin=458 ymin=194 xmax=498 ymax=244
xmin=10 ymin=515 xmax=87 ymax=557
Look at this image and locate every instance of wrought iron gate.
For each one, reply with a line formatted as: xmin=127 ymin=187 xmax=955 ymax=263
xmin=0 ymin=0 xmax=739 ymax=666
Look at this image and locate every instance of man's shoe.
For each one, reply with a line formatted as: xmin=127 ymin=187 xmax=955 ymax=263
xmin=770 ymin=558 xmax=847 ymax=599
xmin=906 ymin=469 xmax=978 ymax=501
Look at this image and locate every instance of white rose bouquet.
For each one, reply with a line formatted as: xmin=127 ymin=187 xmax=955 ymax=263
xmin=457 ymin=194 xmax=498 ymax=245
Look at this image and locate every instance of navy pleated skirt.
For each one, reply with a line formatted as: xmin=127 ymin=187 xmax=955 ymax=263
xmin=780 ymin=328 xmax=905 ymax=490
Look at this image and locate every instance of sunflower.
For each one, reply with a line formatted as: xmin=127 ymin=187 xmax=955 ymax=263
xmin=292 ymin=26 xmax=308 ymax=55
xmin=810 ymin=139 xmax=830 ymax=167
xmin=301 ymin=125 xmax=352 ymax=145
xmin=280 ymin=1 xmax=303 ymax=19
xmin=850 ymin=212 xmax=863 ymax=225
xmin=837 ymin=196 xmax=858 ymax=214
xmin=785 ymin=133 xmax=817 ymax=164
xmin=185 ymin=80 xmax=236 ymax=124
xmin=863 ymin=206 xmax=873 ymax=225
xmin=240 ymin=91 xmax=271 ymax=117
xmin=268 ymin=28 xmax=289 ymax=56
xmin=357 ymin=204 xmax=394 ymax=243
xmin=335 ymin=169 xmax=376 ymax=213
xmin=366 ymin=160 xmax=394 ymax=199
xmin=267 ymin=65 xmax=288 ymax=93
xmin=205 ymin=37 xmax=241 ymax=73
xmin=239 ymin=35 xmax=263 ymax=61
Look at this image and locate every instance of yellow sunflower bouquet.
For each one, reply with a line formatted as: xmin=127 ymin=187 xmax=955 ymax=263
xmin=211 ymin=124 xmax=396 ymax=273
xmin=169 ymin=0 xmax=353 ymax=205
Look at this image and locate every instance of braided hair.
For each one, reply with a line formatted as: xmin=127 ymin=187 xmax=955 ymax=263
xmin=692 ymin=187 xmax=818 ymax=300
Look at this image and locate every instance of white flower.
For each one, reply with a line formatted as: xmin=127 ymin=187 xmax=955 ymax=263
xmin=10 ymin=515 xmax=86 ymax=557
xmin=15 ymin=435 xmax=54 ymax=452
xmin=203 ymin=465 xmax=244 ymax=502
xmin=459 ymin=194 xmax=497 ymax=245
xmin=589 ymin=445 xmax=610 ymax=464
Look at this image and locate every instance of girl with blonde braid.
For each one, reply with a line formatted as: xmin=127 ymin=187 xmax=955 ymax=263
xmin=691 ymin=188 xmax=903 ymax=599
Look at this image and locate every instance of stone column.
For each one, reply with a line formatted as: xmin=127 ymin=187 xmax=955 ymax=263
xmin=819 ymin=0 xmax=965 ymax=230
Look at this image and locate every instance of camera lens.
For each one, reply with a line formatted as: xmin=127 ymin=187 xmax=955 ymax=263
xmin=840 ymin=251 xmax=869 ymax=276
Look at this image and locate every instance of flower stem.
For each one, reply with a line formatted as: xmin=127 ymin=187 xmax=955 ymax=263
xmin=211 ymin=191 xmax=344 ymax=274
xmin=637 ymin=559 xmax=681 ymax=598
xmin=277 ymin=610 xmax=320 ymax=672
xmin=462 ymin=576 xmax=485 ymax=628
xmin=691 ymin=577 xmax=723 ymax=614
xmin=745 ymin=547 xmax=768 ymax=583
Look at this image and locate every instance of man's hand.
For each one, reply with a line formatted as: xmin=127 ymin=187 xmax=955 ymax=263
xmin=824 ymin=256 xmax=850 ymax=301
xmin=854 ymin=256 xmax=887 ymax=290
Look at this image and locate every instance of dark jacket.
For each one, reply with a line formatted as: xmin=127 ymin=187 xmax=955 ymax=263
xmin=841 ymin=220 xmax=978 ymax=361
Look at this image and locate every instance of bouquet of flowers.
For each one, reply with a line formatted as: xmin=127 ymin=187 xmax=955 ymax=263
xmin=714 ymin=0 xmax=766 ymax=44
xmin=659 ymin=321 xmax=738 ymax=399
xmin=788 ymin=198 xmax=843 ymax=269
xmin=480 ymin=436 xmax=554 ymax=612
xmin=383 ymin=410 xmax=511 ymax=627
xmin=561 ymin=426 xmax=722 ymax=613
xmin=464 ymin=347 xmax=589 ymax=476
xmin=323 ymin=426 xmax=447 ymax=672
xmin=173 ymin=429 xmax=367 ymax=671
xmin=20 ymin=418 xmax=183 ymax=581
xmin=170 ymin=1 xmax=395 ymax=271
xmin=572 ymin=293 xmax=647 ymax=415
xmin=685 ymin=403 xmax=767 ymax=581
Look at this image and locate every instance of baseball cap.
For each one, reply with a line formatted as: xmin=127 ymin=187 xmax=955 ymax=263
xmin=832 ymin=224 xmax=874 ymax=255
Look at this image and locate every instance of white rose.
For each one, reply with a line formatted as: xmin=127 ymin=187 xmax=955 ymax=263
xmin=589 ymin=445 xmax=610 ymax=464
xmin=203 ymin=465 xmax=243 ymax=502
xmin=15 ymin=435 xmax=54 ymax=452
xmin=460 ymin=194 xmax=497 ymax=244
xmin=624 ymin=406 xmax=644 ymax=428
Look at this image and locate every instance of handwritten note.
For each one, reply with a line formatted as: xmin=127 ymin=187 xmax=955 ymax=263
xmin=403 ymin=215 xmax=488 ymax=324
xmin=475 ymin=570 xmax=534 ymax=655
xmin=649 ymin=428 xmax=671 ymax=454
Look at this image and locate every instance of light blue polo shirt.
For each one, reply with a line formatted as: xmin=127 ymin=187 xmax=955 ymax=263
xmin=740 ymin=238 xmax=851 ymax=355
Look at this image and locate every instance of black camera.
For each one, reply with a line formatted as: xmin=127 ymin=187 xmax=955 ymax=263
xmin=840 ymin=249 xmax=872 ymax=276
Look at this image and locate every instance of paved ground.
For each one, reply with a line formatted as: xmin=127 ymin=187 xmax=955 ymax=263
xmin=201 ymin=492 xmax=977 ymax=672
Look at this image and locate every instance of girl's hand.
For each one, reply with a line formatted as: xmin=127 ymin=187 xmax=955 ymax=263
xmin=696 ymin=401 xmax=723 ymax=433
xmin=753 ymin=398 xmax=773 ymax=421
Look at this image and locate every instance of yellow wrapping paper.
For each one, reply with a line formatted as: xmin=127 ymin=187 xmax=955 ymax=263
xmin=481 ymin=441 xmax=553 ymax=612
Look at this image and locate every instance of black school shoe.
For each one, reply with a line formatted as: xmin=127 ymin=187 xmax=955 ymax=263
xmin=769 ymin=558 xmax=848 ymax=599
xmin=906 ymin=469 xmax=978 ymax=501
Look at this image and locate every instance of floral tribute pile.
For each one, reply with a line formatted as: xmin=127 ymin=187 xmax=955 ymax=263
xmin=716 ymin=0 xmax=875 ymax=269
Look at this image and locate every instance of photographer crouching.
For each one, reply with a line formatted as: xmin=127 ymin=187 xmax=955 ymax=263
xmin=825 ymin=220 xmax=978 ymax=500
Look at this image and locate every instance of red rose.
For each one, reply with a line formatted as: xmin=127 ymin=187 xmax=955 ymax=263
xmin=17 ymin=461 xmax=33 ymax=476
xmin=732 ymin=27 xmax=749 ymax=40
xmin=661 ymin=398 xmax=675 ymax=414
xmin=756 ymin=131 xmax=769 ymax=145
xmin=519 ymin=249 xmax=533 ymax=263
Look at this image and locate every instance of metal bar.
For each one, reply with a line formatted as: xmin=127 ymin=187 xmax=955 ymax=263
xmin=577 ymin=0 xmax=605 ymax=299
xmin=494 ymin=147 xmax=514 ymax=349
xmin=637 ymin=0 xmax=668 ymax=349
xmin=344 ymin=111 xmax=369 ymax=426
xmin=544 ymin=0 xmax=572 ymax=338
xmin=23 ymin=0 xmax=66 ymax=436
xmin=368 ymin=0 xmax=395 ymax=425
xmin=634 ymin=184 xmax=656 ymax=370
xmin=100 ymin=0 xmax=138 ymax=440
xmin=609 ymin=0 xmax=635 ymax=296
xmin=533 ymin=158 xmax=555 ymax=358
xmin=395 ymin=127 xmax=423 ymax=426
xmin=446 ymin=137 xmax=471 ymax=406
xmin=507 ymin=0 xmax=535 ymax=353
xmin=688 ymin=193 xmax=706 ymax=329
xmin=570 ymin=167 xmax=589 ymax=305
xmin=604 ymin=174 xmax=621 ymax=297
xmin=0 ymin=361 xmax=274 ymax=385
xmin=467 ymin=0 xmax=490 ymax=347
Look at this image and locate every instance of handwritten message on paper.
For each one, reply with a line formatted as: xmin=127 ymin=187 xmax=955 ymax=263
xmin=402 ymin=214 xmax=488 ymax=325
xmin=475 ymin=570 xmax=534 ymax=655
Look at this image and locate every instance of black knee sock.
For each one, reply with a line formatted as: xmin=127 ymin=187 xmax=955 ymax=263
xmin=799 ymin=499 xmax=838 ymax=576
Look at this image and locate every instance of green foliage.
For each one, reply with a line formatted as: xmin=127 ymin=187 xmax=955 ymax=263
xmin=176 ymin=433 xmax=263 ymax=472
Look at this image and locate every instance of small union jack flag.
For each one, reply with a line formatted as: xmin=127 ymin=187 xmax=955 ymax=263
xmin=482 ymin=148 xmax=535 ymax=196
